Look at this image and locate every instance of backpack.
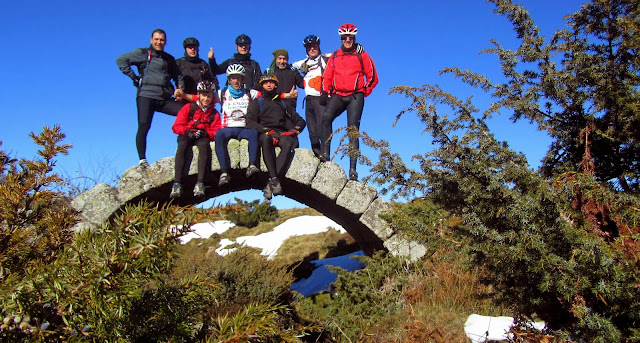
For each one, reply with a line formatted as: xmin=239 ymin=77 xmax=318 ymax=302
xmin=187 ymin=102 xmax=216 ymax=128
xmin=329 ymin=50 xmax=366 ymax=93
xmin=330 ymin=50 xmax=365 ymax=75
xmin=300 ymin=55 xmax=330 ymax=76
xmin=137 ymin=48 xmax=173 ymax=88
xmin=257 ymin=96 xmax=287 ymax=114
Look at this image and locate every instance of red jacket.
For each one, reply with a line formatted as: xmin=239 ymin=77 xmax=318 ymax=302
xmin=322 ymin=49 xmax=378 ymax=97
xmin=172 ymin=102 xmax=221 ymax=138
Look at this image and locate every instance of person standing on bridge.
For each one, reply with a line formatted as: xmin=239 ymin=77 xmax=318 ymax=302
xmin=208 ymin=34 xmax=262 ymax=90
xmin=170 ymin=81 xmax=221 ymax=198
xmin=319 ymin=23 xmax=378 ymax=181
xmin=246 ymin=74 xmax=305 ymax=200
xmin=116 ymin=28 xmax=184 ymax=167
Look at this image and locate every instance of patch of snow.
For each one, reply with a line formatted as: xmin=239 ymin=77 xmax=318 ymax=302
xmin=178 ymin=220 xmax=235 ymax=244
xmin=215 ymin=216 xmax=345 ymax=258
xmin=464 ymin=314 xmax=546 ymax=343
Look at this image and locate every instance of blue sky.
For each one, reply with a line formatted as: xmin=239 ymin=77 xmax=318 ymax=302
xmin=0 ymin=0 xmax=585 ymax=209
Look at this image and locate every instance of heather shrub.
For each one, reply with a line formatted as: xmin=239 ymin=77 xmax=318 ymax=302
xmin=224 ymin=198 xmax=278 ymax=228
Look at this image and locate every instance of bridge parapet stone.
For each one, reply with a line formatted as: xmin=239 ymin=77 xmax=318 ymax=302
xmin=336 ymin=181 xmax=378 ymax=215
xmin=310 ymin=162 xmax=348 ymax=200
xmin=72 ymin=183 xmax=120 ymax=228
xmin=286 ymin=148 xmax=320 ymax=185
xmin=359 ymin=197 xmax=394 ymax=240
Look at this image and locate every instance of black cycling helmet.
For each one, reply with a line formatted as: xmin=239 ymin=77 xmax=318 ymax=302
xmin=303 ymin=35 xmax=320 ymax=47
xmin=183 ymin=37 xmax=200 ymax=49
xmin=235 ymin=34 xmax=252 ymax=45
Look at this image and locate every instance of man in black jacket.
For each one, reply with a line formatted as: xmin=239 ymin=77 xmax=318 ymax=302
xmin=116 ymin=28 xmax=184 ymax=167
xmin=245 ymin=74 xmax=306 ymax=200
xmin=176 ymin=37 xmax=219 ymax=96
xmin=265 ymin=49 xmax=304 ymax=108
xmin=207 ymin=34 xmax=262 ymax=89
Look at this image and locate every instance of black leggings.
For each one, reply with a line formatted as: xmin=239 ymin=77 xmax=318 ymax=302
xmin=259 ymin=134 xmax=297 ymax=178
xmin=174 ymin=135 xmax=210 ymax=183
xmin=305 ymin=96 xmax=325 ymax=147
xmin=136 ymin=96 xmax=184 ymax=160
xmin=320 ymin=93 xmax=364 ymax=169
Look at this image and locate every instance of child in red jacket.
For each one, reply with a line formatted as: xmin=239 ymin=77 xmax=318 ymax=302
xmin=170 ymin=81 xmax=221 ymax=198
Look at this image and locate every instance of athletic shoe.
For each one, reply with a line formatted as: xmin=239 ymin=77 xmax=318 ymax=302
xmin=193 ymin=182 xmax=205 ymax=197
xmin=218 ymin=173 xmax=230 ymax=187
xmin=349 ymin=168 xmax=358 ymax=181
xmin=263 ymin=181 xmax=273 ymax=200
xmin=169 ymin=183 xmax=182 ymax=198
xmin=139 ymin=159 xmax=149 ymax=168
xmin=246 ymin=164 xmax=259 ymax=178
xmin=271 ymin=177 xmax=283 ymax=196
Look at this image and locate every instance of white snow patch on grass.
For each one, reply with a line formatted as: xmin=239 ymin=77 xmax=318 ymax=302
xmin=215 ymin=215 xmax=345 ymax=258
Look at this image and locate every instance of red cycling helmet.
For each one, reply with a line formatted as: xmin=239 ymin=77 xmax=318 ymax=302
xmin=338 ymin=23 xmax=358 ymax=36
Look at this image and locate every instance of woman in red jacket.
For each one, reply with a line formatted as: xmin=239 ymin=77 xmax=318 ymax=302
xmin=170 ymin=80 xmax=221 ymax=198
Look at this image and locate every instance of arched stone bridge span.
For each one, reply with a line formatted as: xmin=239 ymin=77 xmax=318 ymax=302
xmin=72 ymin=140 xmax=426 ymax=260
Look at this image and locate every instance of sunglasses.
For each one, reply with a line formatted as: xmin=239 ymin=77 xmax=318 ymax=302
xmin=341 ymin=36 xmax=355 ymax=41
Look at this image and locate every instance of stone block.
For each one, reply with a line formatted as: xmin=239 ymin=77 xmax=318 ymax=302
xmin=228 ymin=139 xmax=240 ymax=169
xmin=210 ymin=142 xmax=221 ymax=171
xmin=148 ymin=157 xmax=175 ymax=186
xmin=336 ymin=180 xmax=378 ymax=215
xmin=359 ymin=197 xmax=394 ymax=240
xmin=239 ymin=139 xmax=250 ymax=169
xmin=310 ymin=162 xmax=347 ymax=200
xmin=285 ymin=149 xmax=320 ymax=185
xmin=72 ymin=183 xmax=121 ymax=226
xmin=383 ymin=234 xmax=427 ymax=261
xmin=118 ymin=164 xmax=153 ymax=203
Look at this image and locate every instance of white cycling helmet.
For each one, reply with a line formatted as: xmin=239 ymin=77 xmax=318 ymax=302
xmin=226 ymin=64 xmax=246 ymax=77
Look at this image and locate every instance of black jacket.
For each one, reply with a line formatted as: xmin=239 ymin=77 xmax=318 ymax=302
xmin=272 ymin=66 xmax=304 ymax=108
xmin=176 ymin=55 xmax=219 ymax=94
xmin=209 ymin=53 xmax=262 ymax=89
xmin=245 ymin=95 xmax=305 ymax=134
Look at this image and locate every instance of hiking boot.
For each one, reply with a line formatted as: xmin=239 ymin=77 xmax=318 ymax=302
xmin=139 ymin=159 xmax=149 ymax=168
xmin=169 ymin=183 xmax=182 ymax=198
xmin=245 ymin=164 xmax=259 ymax=178
xmin=263 ymin=181 xmax=273 ymax=200
xmin=218 ymin=172 xmax=230 ymax=187
xmin=271 ymin=177 xmax=283 ymax=196
xmin=349 ymin=168 xmax=358 ymax=181
xmin=311 ymin=143 xmax=322 ymax=159
xmin=193 ymin=182 xmax=205 ymax=197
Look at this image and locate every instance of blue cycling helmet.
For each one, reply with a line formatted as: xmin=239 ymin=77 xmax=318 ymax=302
xmin=303 ymin=34 xmax=320 ymax=47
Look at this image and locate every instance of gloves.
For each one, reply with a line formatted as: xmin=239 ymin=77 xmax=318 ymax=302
xmin=319 ymin=92 xmax=328 ymax=106
xmin=355 ymin=43 xmax=365 ymax=53
xmin=280 ymin=129 xmax=299 ymax=137
xmin=266 ymin=130 xmax=280 ymax=145
xmin=198 ymin=129 xmax=208 ymax=138
xmin=132 ymin=75 xmax=141 ymax=87
xmin=186 ymin=129 xmax=199 ymax=139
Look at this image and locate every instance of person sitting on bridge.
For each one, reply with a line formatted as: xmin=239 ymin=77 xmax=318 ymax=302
xmin=215 ymin=64 xmax=261 ymax=187
xmin=245 ymin=73 xmax=305 ymax=200
xmin=170 ymin=80 xmax=221 ymax=198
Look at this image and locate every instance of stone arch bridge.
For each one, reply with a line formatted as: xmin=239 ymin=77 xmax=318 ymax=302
xmin=72 ymin=140 xmax=426 ymax=260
